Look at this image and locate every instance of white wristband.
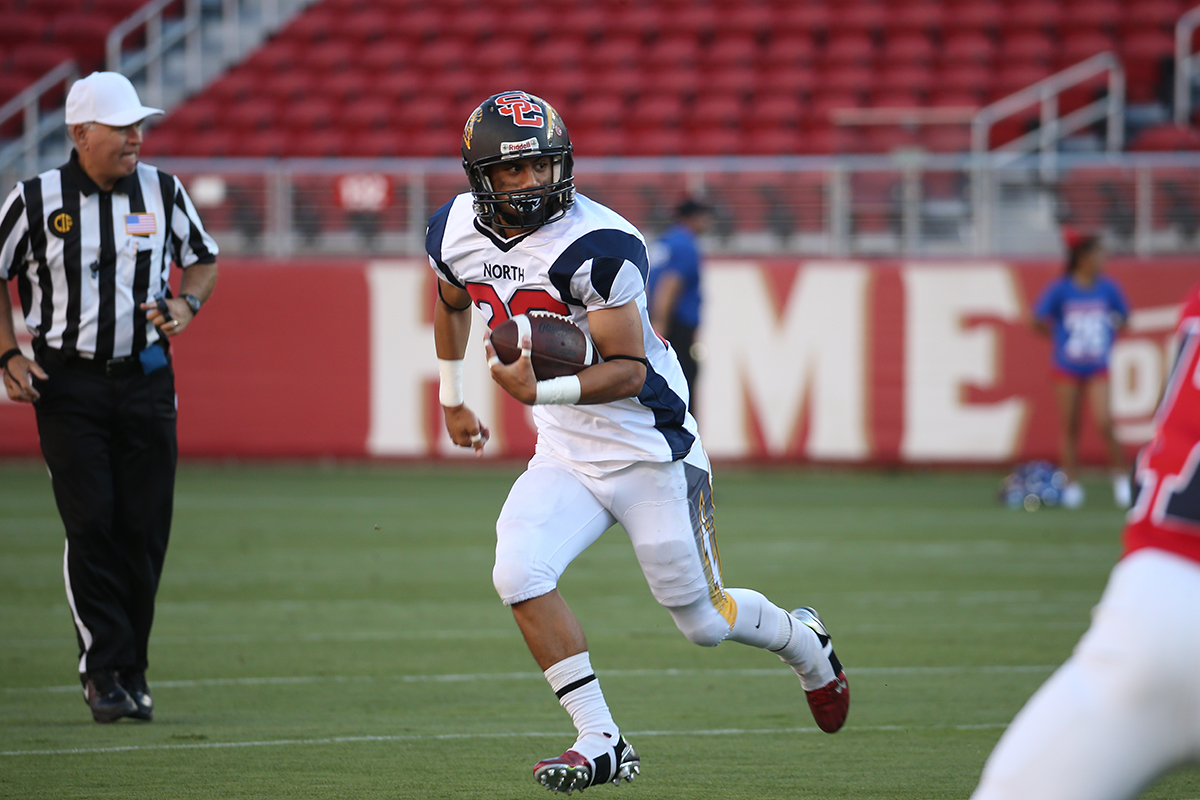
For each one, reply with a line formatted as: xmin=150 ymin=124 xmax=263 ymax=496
xmin=438 ymin=358 xmax=464 ymax=407
xmin=535 ymin=375 xmax=582 ymax=405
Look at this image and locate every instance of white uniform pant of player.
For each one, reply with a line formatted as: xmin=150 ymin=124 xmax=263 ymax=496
xmin=971 ymin=548 xmax=1200 ymax=800
xmin=494 ymin=444 xmax=734 ymax=647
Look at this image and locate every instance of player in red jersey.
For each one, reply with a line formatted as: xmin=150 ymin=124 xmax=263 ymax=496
xmin=970 ymin=281 xmax=1200 ymax=800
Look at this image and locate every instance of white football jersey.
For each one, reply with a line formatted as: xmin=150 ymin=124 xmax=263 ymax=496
xmin=427 ymin=192 xmax=698 ymax=473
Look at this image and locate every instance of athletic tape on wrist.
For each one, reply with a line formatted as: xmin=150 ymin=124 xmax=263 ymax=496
xmin=535 ymin=375 xmax=581 ymax=405
xmin=438 ymin=358 xmax=464 ymax=407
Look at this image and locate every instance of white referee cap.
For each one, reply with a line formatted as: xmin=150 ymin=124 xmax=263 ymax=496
xmin=65 ymin=72 xmax=163 ymax=127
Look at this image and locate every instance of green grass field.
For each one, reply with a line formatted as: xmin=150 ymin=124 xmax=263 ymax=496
xmin=2 ymin=461 xmax=1198 ymax=800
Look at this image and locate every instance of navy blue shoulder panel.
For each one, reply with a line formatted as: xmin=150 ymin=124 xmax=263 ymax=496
xmin=548 ymin=229 xmax=649 ymax=305
xmin=637 ymin=364 xmax=694 ymax=461
xmin=426 ymin=198 xmax=464 ymax=289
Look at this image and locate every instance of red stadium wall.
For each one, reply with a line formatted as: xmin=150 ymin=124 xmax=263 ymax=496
xmin=1 ymin=257 xmax=1193 ymax=465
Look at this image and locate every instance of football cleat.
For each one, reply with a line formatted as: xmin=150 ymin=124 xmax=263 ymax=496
xmin=791 ymin=607 xmax=850 ymax=733
xmin=533 ymin=736 xmax=639 ymax=793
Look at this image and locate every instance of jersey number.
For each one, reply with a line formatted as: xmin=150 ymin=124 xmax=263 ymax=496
xmin=466 ymin=283 xmax=569 ymax=330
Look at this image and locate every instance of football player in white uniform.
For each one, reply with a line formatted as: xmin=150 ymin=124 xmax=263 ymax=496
xmin=428 ymin=91 xmax=849 ymax=794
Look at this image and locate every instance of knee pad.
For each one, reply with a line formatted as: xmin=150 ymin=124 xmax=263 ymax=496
xmin=492 ymin=519 xmax=561 ymax=605
xmin=667 ymin=596 xmax=733 ymax=648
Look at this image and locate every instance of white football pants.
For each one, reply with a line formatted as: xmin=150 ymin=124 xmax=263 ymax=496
xmin=971 ymin=547 xmax=1200 ymax=800
xmin=493 ymin=445 xmax=735 ymax=640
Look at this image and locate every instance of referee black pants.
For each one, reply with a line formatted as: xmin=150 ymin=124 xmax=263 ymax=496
xmin=33 ymin=357 xmax=177 ymax=677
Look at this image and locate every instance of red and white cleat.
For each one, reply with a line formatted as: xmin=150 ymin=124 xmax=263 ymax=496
xmin=791 ymin=606 xmax=850 ymax=733
xmin=533 ymin=736 xmax=640 ymax=793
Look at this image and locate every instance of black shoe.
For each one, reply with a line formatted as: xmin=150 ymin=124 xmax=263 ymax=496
xmin=118 ymin=669 xmax=154 ymax=721
xmin=83 ymin=670 xmax=137 ymax=723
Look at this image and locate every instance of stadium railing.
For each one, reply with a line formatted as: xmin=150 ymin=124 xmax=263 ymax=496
xmin=145 ymin=151 xmax=1200 ymax=258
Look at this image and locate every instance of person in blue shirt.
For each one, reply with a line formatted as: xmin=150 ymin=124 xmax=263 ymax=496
xmin=1033 ymin=231 xmax=1131 ymax=508
xmin=647 ymin=199 xmax=711 ymax=414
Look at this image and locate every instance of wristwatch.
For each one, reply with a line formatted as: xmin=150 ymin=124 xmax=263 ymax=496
xmin=181 ymin=293 xmax=201 ymax=316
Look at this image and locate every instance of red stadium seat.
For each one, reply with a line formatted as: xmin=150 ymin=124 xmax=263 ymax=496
xmin=822 ymin=33 xmax=877 ymax=67
xmin=235 ymin=129 xmax=293 ymax=159
xmin=290 ymin=130 xmax=351 ymax=158
xmin=0 ymin=12 xmax=48 ymax=48
xmin=828 ymin=2 xmax=888 ymax=36
xmin=808 ymin=90 xmax=864 ymax=129
xmin=1120 ymin=0 xmax=1183 ymax=35
xmin=745 ymin=94 xmax=804 ymax=131
xmin=283 ymin=7 xmax=340 ymax=43
xmin=536 ymin=36 xmax=588 ymax=72
xmin=260 ymin=71 xmax=313 ymax=104
xmin=1001 ymin=0 xmax=1062 ymax=36
xmin=760 ymin=33 xmax=818 ymax=70
xmin=10 ymin=44 xmax=74 ymax=78
xmin=586 ymin=35 xmax=642 ymax=71
xmin=818 ymin=64 xmax=876 ymax=96
xmin=940 ymin=31 xmax=998 ymax=67
xmin=708 ymin=35 xmax=759 ymax=69
xmin=308 ymin=40 xmax=358 ymax=73
xmin=944 ymin=1 xmax=1004 ymax=34
xmin=754 ymin=66 xmax=819 ymax=100
xmin=586 ymin=67 xmax=644 ymax=102
xmin=355 ymin=130 xmax=402 ymax=158
xmin=1063 ymin=0 xmax=1121 ymax=32
xmin=279 ymin=98 xmax=339 ymax=131
xmin=924 ymin=126 xmax=974 ymax=153
xmin=245 ymin=40 xmax=306 ymax=75
xmin=723 ymin=4 xmax=774 ymax=38
xmin=681 ymin=127 xmax=743 ymax=156
xmin=474 ymin=38 xmax=527 ymax=71
xmin=342 ymin=98 xmax=395 ymax=133
xmin=743 ymin=127 xmax=803 ymax=156
xmin=929 ymin=87 xmax=985 ymax=109
xmin=1059 ymin=30 xmax=1116 ymax=68
xmin=990 ymin=63 xmax=1053 ymax=100
xmin=48 ymin=13 xmax=117 ymax=69
xmin=775 ymin=4 xmax=831 ymax=37
xmin=936 ymin=63 xmax=994 ymax=97
xmin=571 ymin=95 xmax=628 ymax=130
xmin=876 ymin=65 xmax=935 ymax=97
xmin=880 ymin=32 xmax=936 ymax=67
xmin=1000 ymin=31 xmax=1056 ymax=66
xmin=206 ymin=71 xmax=262 ymax=104
xmin=671 ymin=5 xmax=719 ymax=38
xmin=1121 ymin=29 xmax=1175 ymax=100
xmin=184 ymin=130 xmax=239 ymax=157
xmin=1129 ymin=124 xmax=1200 ymax=152
xmin=888 ymin=1 xmax=946 ymax=36
xmin=571 ymin=127 xmax=626 ymax=157
xmin=686 ymin=93 xmax=745 ymax=131
xmin=558 ymin=7 xmax=608 ymax=40
xmin=416 ymin=38 xmax=471 ymax=74
xmin=375 ymin=70 xmax=423 ymax=104
xmin=698 ymin=65 xmax=758 ymax=99
xmin=225 ymin=100 xmax=279 ymax=134
xmin=607 ymin=5 xmax=666 ymax=39
xmin=643 ymin=34 xmax=699 ymax=70
xmin=627 ymin=93 xmax=685 ymax=132
xmin=631 ymin=128 xmax=685 ymax=157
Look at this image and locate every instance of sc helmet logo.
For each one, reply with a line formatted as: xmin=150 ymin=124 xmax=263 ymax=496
xmin=47 ymin=209 xmax=74 ymax=238
xmin=495 ymin=92 xmax=544 ymax=128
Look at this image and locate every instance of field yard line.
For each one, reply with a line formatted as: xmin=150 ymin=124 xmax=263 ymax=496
xmin=4 ymin=664 xmax=1057 ymax=695
xmin=0 ymin=722 xmax=1013 ymax=758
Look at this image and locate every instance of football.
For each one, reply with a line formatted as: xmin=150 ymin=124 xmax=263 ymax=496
xmin=490 ymin=311 xmax=600 ymax=380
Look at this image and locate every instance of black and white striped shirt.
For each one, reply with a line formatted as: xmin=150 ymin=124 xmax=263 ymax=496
xmin=0 ymin=150 xmax=217 ymax=360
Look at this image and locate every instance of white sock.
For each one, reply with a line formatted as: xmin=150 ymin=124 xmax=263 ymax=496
xmin=725 ymin=588 xmax=835 ymax=691
xmin=768 ymin=609 xmax=837 ymax=691
xmin=544 ymin=652 xmax=619 ymax=749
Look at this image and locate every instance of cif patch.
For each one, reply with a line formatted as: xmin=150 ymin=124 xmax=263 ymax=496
xmin=47 ymin=209 xmax=74 ymax=238
xmin=124 ymin=213 xmax=156 ymax=235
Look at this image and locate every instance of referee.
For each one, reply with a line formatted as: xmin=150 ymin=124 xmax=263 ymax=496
xmin=0 ymin=72 xmax=217 ymax=723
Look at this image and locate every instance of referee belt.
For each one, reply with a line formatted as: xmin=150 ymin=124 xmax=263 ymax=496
xmin=40 ymin=342 xmax=165 ymax=379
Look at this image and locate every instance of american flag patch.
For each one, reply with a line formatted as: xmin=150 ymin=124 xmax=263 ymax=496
xmin=124 ymin=213 xmax=156 ymax=235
